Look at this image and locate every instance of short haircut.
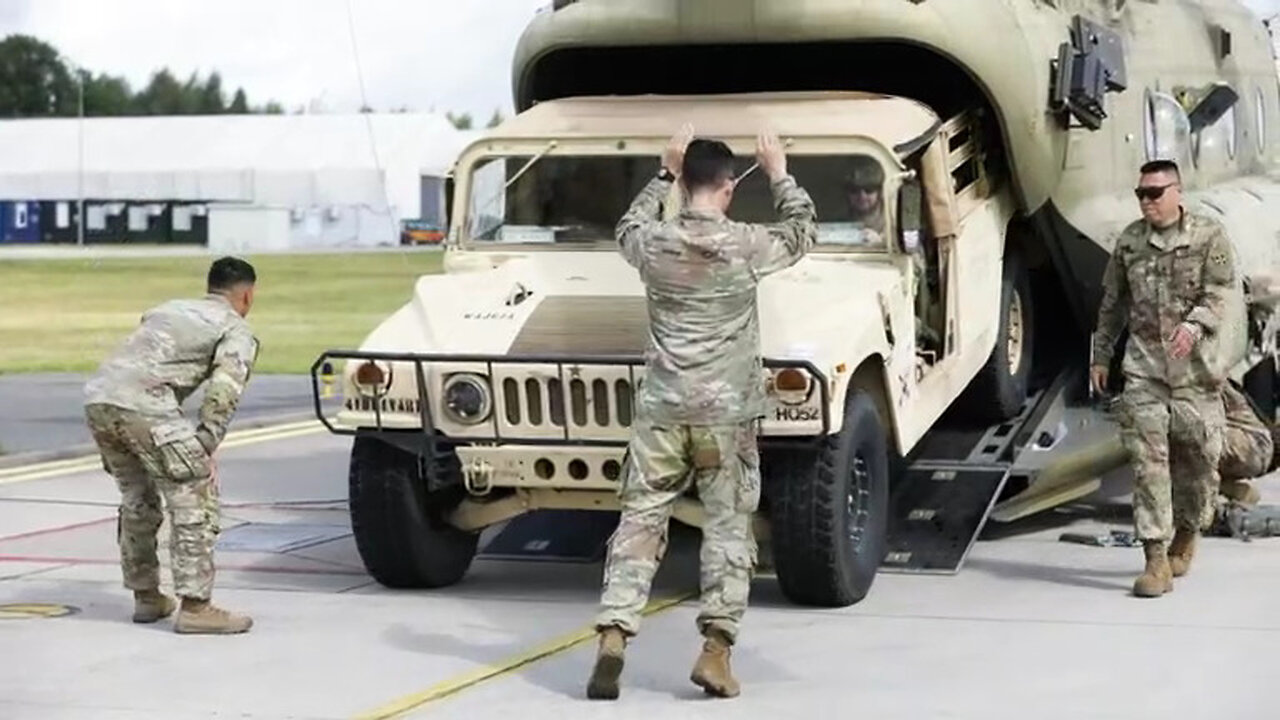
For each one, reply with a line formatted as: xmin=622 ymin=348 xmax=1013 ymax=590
xmin=1140 ymin=159 xmax=1181 ymax=181
xmin=207 ymin=256 xmax=257 ymax=292
xmin=682 ymin=139 xmax=736 ymax=193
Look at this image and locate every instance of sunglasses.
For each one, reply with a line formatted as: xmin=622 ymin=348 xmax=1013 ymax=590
xmin=1134 ymin=183 xmax=1176 ymax=201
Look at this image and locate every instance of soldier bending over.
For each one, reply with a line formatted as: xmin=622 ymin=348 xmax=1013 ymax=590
xmin=84 ymin=257 xmax=260 ymax=633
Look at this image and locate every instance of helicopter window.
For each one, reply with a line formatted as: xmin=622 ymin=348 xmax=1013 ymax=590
xmin=1256 ymin=86 xmax=1267 ymax=156
xmin=1144 ymin=90 xmax=1192 ymax=167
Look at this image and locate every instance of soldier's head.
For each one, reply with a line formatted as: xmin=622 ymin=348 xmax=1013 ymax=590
xmin=845 ymin=155 xmax=885 ymax=220
xmin=207 ymin=256 xmax=257 ymax=317
xmin=681 ymin=138 xmax=737 ymax=212
xmin=1135 ymin=159 xmax=1182 ymax=229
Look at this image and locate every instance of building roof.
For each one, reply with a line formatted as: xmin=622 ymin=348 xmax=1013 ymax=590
xmin=484 ymin=92 xmax=942 ymax=154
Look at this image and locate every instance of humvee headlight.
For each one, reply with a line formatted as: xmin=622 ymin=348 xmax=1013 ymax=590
xmin=353 ymin=360 xmax=391 ymax=397
xmin=443 ymin=373 xmax=492 ymax=425
xmin=770 ymin=368 xmax=813 ymax=406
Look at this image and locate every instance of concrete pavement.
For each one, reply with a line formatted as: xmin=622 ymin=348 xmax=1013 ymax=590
xmin=0 ymin=425 xmax=1276 ymax=719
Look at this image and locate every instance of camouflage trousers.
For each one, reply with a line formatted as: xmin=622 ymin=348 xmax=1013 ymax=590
xmin=84 ymin=403 xmax=220 ymax=600
xmin=1116 ymin=378 xmax=1224 ymax=543
xmin=595 ymin=419 xmax=761 ymax=643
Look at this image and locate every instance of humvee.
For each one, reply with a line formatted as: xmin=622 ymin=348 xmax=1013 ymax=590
xmin=311 ymin=0 xmax=1280 ymax=608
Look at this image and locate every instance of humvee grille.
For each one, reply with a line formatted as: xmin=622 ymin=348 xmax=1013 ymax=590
xmin=499 ymin=374 xmax=635 ymax=430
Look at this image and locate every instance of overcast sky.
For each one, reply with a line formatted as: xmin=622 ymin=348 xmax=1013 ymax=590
xmin=2 ymin=0 xmax=1278 ymax=121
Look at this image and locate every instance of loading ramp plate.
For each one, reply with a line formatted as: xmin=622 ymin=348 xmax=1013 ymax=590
xmin=478 ymin=510 xmax=620 ymax=563
xmin=879 ymin=466 xmax=1010 ymax=574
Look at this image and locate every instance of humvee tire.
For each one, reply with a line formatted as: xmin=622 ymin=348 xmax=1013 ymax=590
xmin=956 ymin=250 xmax=1035 ymax=423
xmin=768 ymin=389 xmax=890 ymax=607
xmin=348 ymin=435 xmax=479 ymax=588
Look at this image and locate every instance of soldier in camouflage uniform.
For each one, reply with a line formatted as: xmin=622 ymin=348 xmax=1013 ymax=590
xmin=586 ymin=126 xmax=817 ymax=700
xmin=1092 ymin=160 xmax=1238 ymax=598
xmin=1215 ymin=381 xmax=1275 ymax=508
xmin=83 ymin=257 xmax=260 ymax=633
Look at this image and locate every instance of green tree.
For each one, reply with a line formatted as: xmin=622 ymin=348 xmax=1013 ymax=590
xmin=447 ymin=111 xmax=473 ymax=130
xmin=81 ymin=71 xmax=133 ymax=116
xmin=228 ymin=87 xmax=249 ymax=113
xmin=0 ymin=34 xmax=77 ymax=117
xmin=199 ymin=72 xmax=225 ymax=113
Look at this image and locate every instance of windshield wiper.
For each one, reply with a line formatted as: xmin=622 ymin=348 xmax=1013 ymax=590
xmin=469 ymin=140 xmax=559 ymax=239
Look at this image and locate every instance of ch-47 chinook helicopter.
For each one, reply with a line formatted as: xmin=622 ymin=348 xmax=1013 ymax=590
xmin=309 ymin=0 xmax=1280 ymax=609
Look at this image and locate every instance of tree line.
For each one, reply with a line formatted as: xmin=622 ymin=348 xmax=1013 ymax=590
xmin=0 ymin=34 xmax=283 ymax=118
xmin=0 ymin=33 xmax=506 ymax=128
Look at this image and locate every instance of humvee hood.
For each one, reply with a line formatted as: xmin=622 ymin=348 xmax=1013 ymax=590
xmin=361 ymin=251 xmax=906 ymax=362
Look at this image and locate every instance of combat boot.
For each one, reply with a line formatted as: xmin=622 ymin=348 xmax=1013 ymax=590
xmin=1221 ymin=479 xmax=1262 ymax=507
xmin=1168 ymin=527 xmax=1198 ymax=577
xmin=173 ymin=597 xmax=253 ymax=634
xmin=586 ymin=626 xmax=627 ymax=700
xmin=1133 ymin=540 xmax=1173 ymax=597
xmin=132 ymin=589 xmax=176 ymax=624
xmin=690 ymin=628 xmax=740 ymax=698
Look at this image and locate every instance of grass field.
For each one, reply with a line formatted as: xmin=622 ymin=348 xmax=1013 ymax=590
xmin=0 ymin=251 xmax=444 ymax=374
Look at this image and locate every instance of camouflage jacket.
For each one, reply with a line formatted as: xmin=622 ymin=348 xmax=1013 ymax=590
xmin=1092 ymin=209 xmax=1237 ymax=389
xmin=1221 ymin=382 xmax=1276 ymax=479
xmin=616 ymin=174 xmax=818 ymax=425
xmin=84 ymin=293 xmax=259 ymax=453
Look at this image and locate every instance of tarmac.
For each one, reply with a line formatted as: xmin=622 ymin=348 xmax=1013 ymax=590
xmin=0 ymin=376 xmax=1277 ymax=719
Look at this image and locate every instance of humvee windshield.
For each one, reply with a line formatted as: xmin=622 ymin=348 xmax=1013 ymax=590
xmin=465 ymin=151 xmax=890 ymax=250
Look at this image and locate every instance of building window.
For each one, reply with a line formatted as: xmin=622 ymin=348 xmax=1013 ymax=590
xmin=173 ymin=206 xmax=193 ymax=232
xmin=14 ymin=203 xmax=27 ymax=229
xmin=55 ymin=202 xmax=70 ymax=229
xmin=127 ymin=206 xmax=148 ymax=231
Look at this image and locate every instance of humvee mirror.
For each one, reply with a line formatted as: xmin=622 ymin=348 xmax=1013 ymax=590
xmin=1188 ymin=82 xmax=1240 ymax=133
xmin=898 ymin=175 xmax=924 ymax=250
xmin=443 ymin=173 xmax=455 ymax=240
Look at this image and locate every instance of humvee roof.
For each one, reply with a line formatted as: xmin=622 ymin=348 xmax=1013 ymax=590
xmin=483 ymin=91 xmax=941 ymax=155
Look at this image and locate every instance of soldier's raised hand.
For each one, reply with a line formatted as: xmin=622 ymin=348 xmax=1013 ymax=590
xmin=757 ymin=129 xmax=787 ymax=182
xmin=663 ymin=123 xmax=695 ymax=177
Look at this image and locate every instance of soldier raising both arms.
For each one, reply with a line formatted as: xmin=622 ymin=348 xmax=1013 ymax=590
xmin=586 ymin=125 xmax=818 ymax=700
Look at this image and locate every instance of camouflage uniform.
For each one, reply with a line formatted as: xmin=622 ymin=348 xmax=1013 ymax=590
xmin=84 ymin=293 xmax=258 ymax=601
xmin=1093 ymin=210 xmax=1237 ymax=542
xmin=595 ymin=173 xmax=817 ymax=643
xmin=1218 ymin=382 xmax=1275 ymax=483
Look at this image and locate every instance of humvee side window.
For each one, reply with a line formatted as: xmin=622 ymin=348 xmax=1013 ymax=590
xmin=728 ymin=153 xmax=890 ymax=250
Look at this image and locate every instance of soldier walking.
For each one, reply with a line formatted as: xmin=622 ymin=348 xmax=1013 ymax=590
xmin=586 ymin=126 xmax=817 ymax=699
xmin=1091 ymin=159 xmax=1238 ymax=597
xmin=84 ymin=257 xmax=260 ymax=633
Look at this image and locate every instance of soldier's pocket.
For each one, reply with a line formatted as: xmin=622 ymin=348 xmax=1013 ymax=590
xmin=149 ymin=420 xmax=210 ymax=483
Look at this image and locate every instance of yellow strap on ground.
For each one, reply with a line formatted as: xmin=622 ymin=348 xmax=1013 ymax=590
xmin=0 ymin=419 xmax=326 ymax=486
xmin=353 ymin=591 xmax=696 ymax=720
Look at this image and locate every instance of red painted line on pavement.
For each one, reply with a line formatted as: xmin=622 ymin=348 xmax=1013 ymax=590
xmin=0 ymin=555 xmax=369 ymax=576
xmin=0 ymin=516 xmax=116 ymax=544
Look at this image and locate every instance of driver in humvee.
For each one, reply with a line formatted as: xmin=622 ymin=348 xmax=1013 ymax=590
xmin=845 ymin=155 xmax=886 ymax=239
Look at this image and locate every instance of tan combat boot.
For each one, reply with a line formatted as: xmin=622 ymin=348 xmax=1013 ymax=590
xmin=1133 ymin=541 xmax=1173 ymax=597
xmin=173 ymin=597 xmax=253 ymax=634
xmin=1168 ymin=527 xmax=1198 ymax=577
xmin=586 ymin=626 xmax=627 ymax=700
xmin=690 ymin=628 xmax=740 ymax=698
xmin=1221 ymin=479 xmax=1262 ymax=507
xmin=132 ymin=589 xmax=176 ymax=624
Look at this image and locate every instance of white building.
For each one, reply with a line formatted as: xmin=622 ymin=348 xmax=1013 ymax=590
xmin=0 ymin=112 xmax=472 ymax=251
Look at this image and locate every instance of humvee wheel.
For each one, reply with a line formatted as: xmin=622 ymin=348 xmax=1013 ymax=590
xmin=768 ymin=390 xmax=890 ymax=607
xmin=956 ymin=250 xmax=1035 ymax=423
xmin=348 ymin=435 xmax=479 ymax=589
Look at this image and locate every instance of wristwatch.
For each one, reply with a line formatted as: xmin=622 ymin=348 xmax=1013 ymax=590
xmin=657 ymin=167 xmax=676 ymax=182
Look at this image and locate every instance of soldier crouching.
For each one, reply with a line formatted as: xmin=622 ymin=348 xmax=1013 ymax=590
xmin=586 ymin=125 xmax=817 ymax=699
xmin=83 ymin=257 xmax=260 ymax=633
